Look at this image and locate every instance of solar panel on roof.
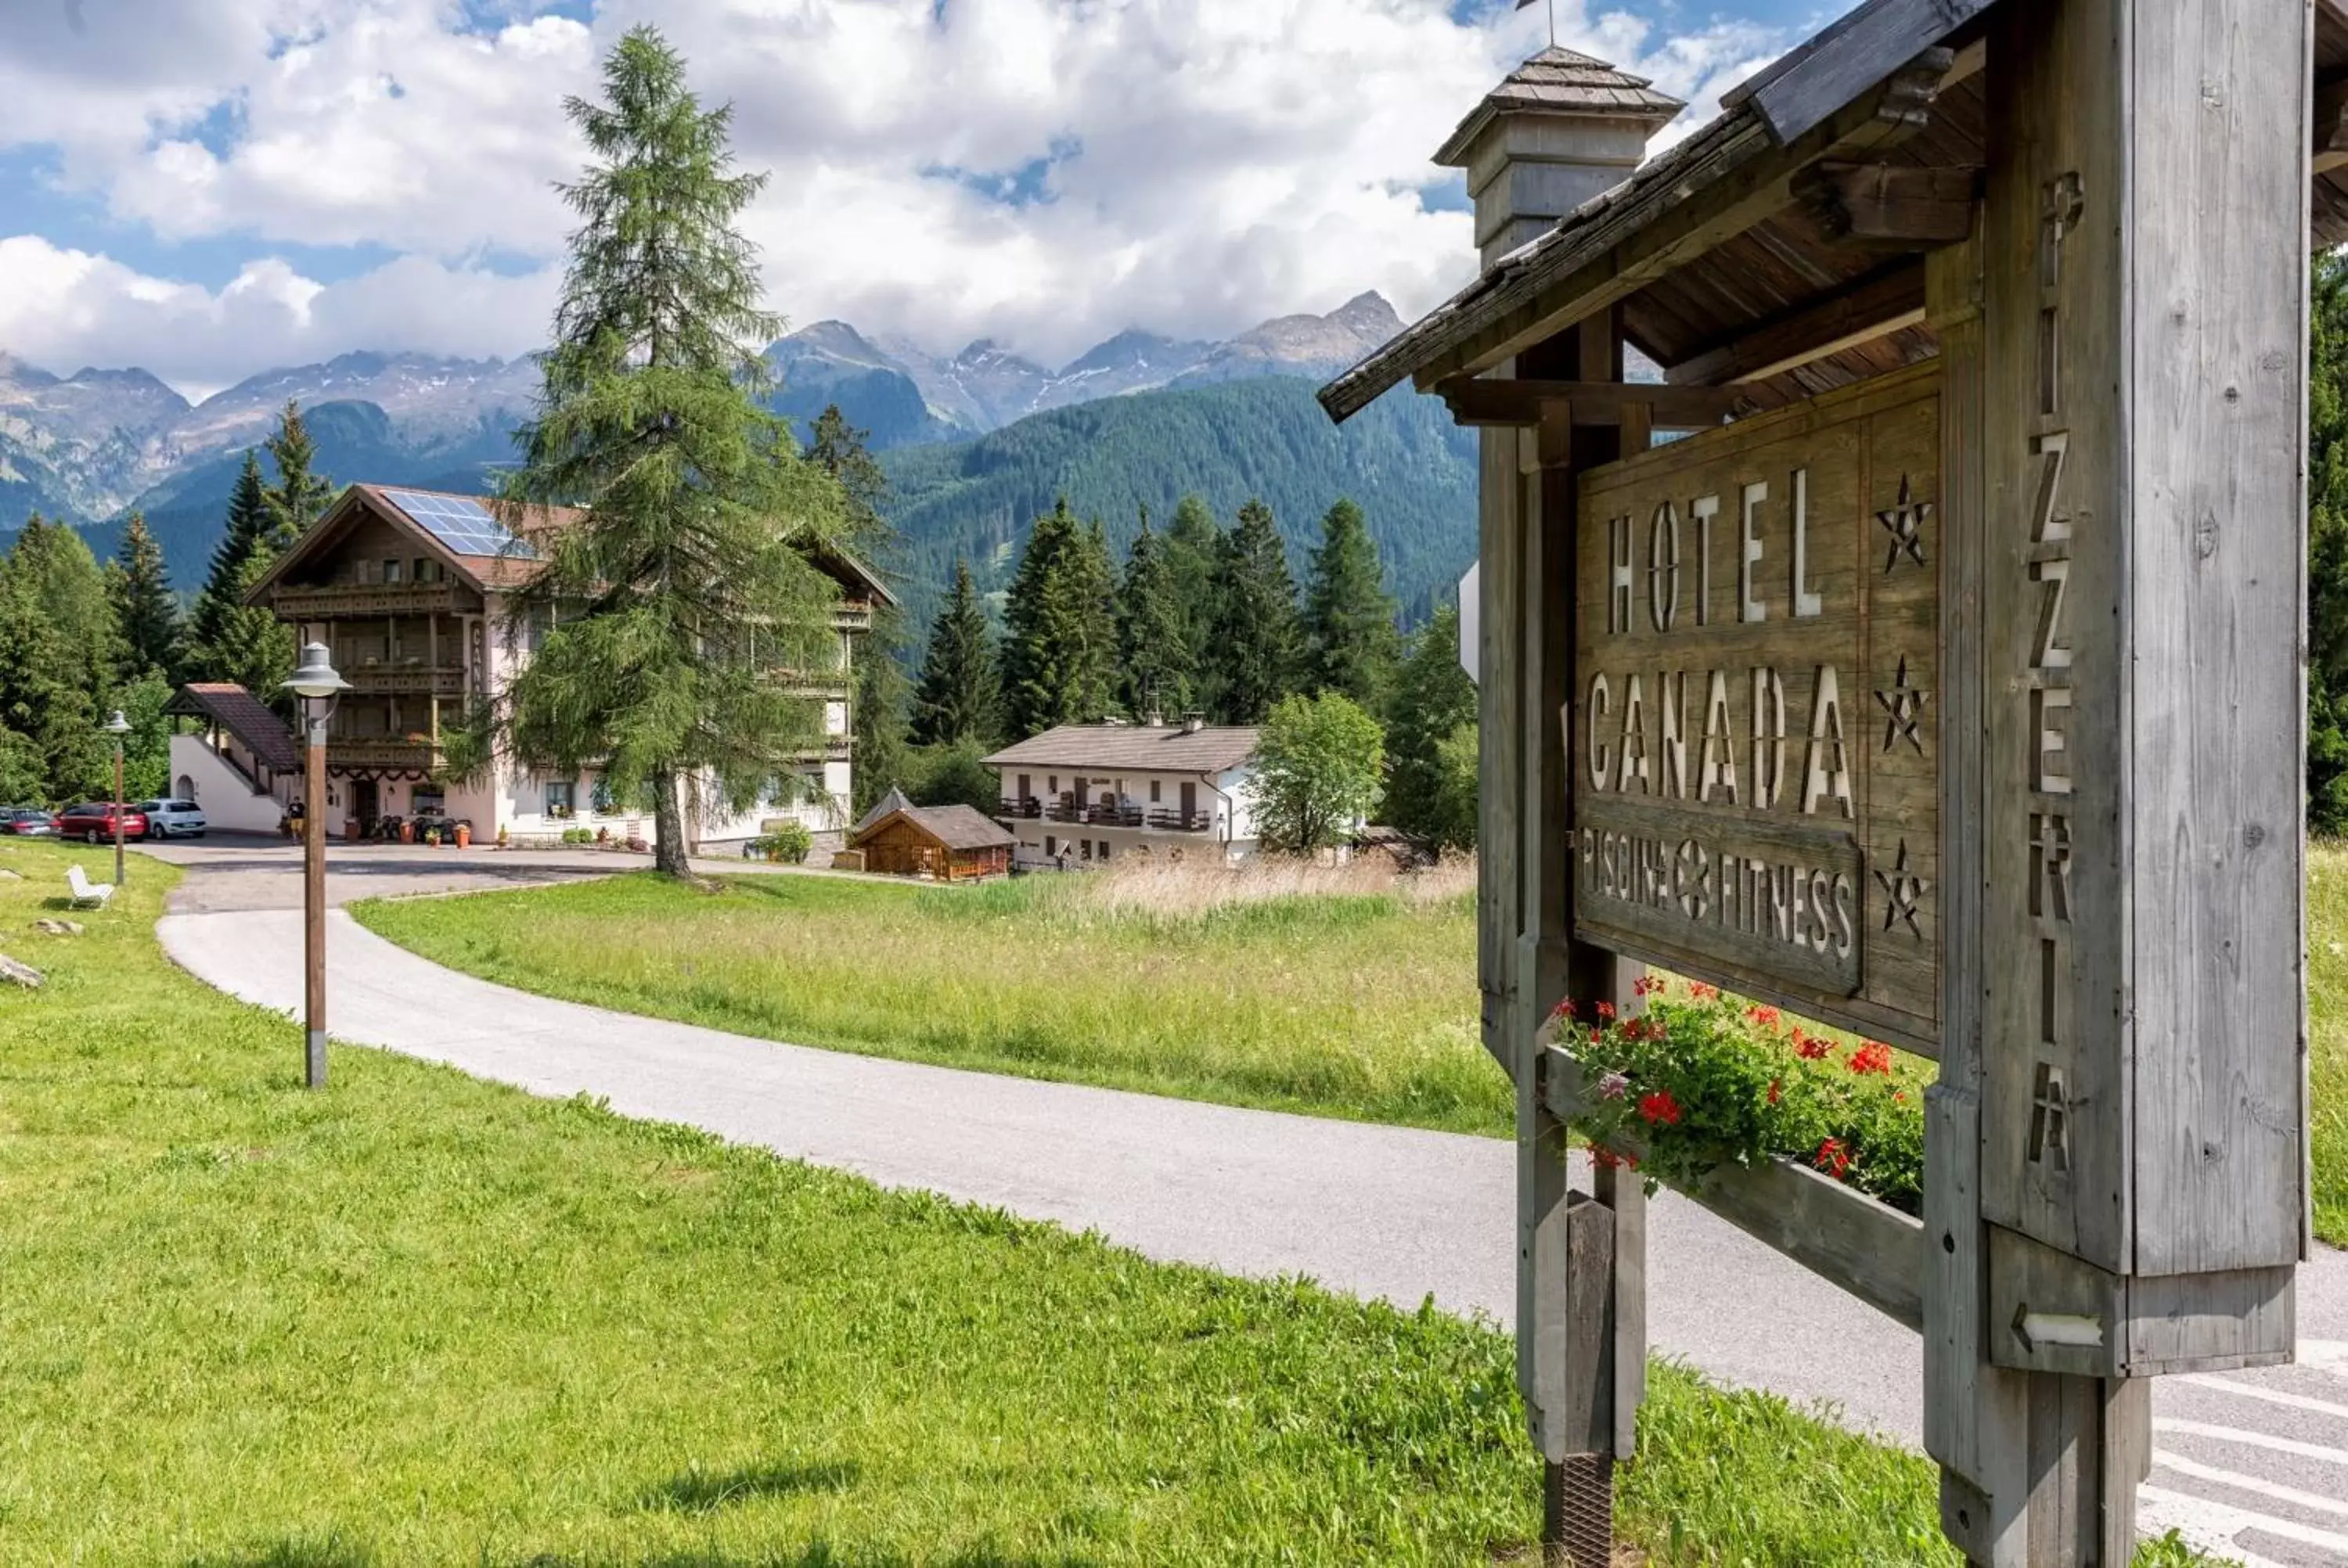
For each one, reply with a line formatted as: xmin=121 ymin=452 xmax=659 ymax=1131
xmin=380 ymin=488 xmax=538 ymax=559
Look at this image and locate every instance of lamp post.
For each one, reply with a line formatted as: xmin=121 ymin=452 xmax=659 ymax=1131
xmin=282 ymin=643 xmax=349 ymax=1091
xmin=102 ymin=709 xmax=131 ymax=888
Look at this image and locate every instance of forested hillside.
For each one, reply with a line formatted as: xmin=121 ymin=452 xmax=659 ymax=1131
xmin=879 ymin=378 xmax=1475 ymax=624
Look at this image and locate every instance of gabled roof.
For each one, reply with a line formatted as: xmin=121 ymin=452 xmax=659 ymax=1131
xmin=246 ymin=484 xmax=899 ymax=608
xmin=852 ymin=785 xmax=913 ymax=839
xmin=984 ymin=723 xmax=1258 ymax=775
xmin=851 ymin=801 xmax=1016 ymax=853
xmin=1434 ymin=47 xmax=1684 ymax=167
xmin=165 ymin=682 xmax=302 ymax=773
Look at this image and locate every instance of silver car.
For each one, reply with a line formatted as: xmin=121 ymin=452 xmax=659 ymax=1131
xmin=138 ymin=798 xmax=208 ymax=839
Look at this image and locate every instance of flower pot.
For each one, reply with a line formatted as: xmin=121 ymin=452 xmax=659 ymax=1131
xmin=399 ymin=821 xmax=415 ymax=844
xmin=455 ymin=823 xmax=471 ymax=849
xmin=344 ymin=819 xmax=359 ymax=841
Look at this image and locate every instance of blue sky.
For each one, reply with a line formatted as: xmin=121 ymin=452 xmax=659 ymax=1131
xmin=0 ymin=0 xmax=1810 ymax=398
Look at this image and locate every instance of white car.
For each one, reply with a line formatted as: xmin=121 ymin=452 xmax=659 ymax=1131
xmin=137 ymin=798 xmax=207 ymax=839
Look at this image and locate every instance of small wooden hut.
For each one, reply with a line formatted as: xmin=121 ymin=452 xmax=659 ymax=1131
xmin=849 ymin=799 xmax=1014 ymax=881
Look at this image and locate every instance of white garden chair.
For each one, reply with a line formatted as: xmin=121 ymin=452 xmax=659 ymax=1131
xmin=67 ymin=864 xmax=113 ymax=911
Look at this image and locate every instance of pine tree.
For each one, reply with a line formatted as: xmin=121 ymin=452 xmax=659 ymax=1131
xmin=2312 ymin=251 xmax=2348 ymax=832
xmin=913 ymin=558 xmax=998 ymax=747
xmin=261 ymin=401 xmax=334 ymax=549
xmin=1385 ymin=602 xmax=1478 ymax=847
xmin=494 ymin=25 xmax=847 ymax=876
xmin=999 ymin=498 xmax=1115 ymax=739
xmin=1206 ymin=498 xmax=1299 ymax=725
xmin=0 ymin=517 xmax=121 ymax=803
xmin=1117 ymin=510 xmax=1191 ymax=720
xmin=108 ymin=512 xmax=182 ymax=683
xmin=1162 ymin=493 xmax=1221 ymax=696
xmin=1301 ymin=497 xmax=1398 ymax=710
xmin=185 ymin=452 xmax=297 ymax=699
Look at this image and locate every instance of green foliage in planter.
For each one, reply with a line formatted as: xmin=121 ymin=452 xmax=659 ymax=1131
xmin=1554 ymin=982 xmax=1926 ymax=1216
xmin=750 ymin=822 xmax=814 ymax=864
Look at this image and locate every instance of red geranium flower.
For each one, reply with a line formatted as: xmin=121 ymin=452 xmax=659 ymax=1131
xmin=1767 ymin=1079 xmax=1783 ymax=1106
xmin=1595 ymin=1001 xmax=1616 ymax=1022
xmin=1689 ymin=981 xmax=1721 ymax=1002
xmin=1547 ymin=998 xmax=1576 ymax=1024
xmin=1794 ymin=1031 xmax=1831 ymax=1061
xmin=1748 ymin=1005 xmax=1781 ymax=1028
xmin=1815 ymin=1138 xmax=1851 ymax=1179
xmin=1850 ymin=1042 xmax=1894 ymax=1076
xmin=1638 ymin=1091 xmax=1683 ymax=1127
xmin=1620 ymin=1017 xmax=1648 ymax=1041
xmin=1633 ymin=974 xmax=1663 ymax=997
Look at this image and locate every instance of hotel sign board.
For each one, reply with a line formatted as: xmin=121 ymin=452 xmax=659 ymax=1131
xmin=1572 ymin=363 xmax=1941 ymax=1053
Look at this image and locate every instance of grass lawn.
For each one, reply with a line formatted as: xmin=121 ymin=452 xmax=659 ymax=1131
xmin=2307 ymin=845 xmax=2348 ymax=1244
xmin=355 ymin=859 xmax=1508 ymax=1136
xmin=0 ymin=838 xmax=2022 ymax=1566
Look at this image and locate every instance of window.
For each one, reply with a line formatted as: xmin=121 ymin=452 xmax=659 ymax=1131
xmin=544 ymin=780 xmax=576 ymax=818
xmin=383 ymin=559 xmax=405 ymax=584
xmin=1048 ymin=775 xmax=1058 ymax=794
xmin=1150 ymin=779 xmax=1161 ymax=804
xmin=413 ymin=789 xmax=445 ymax=815
xmin=1044 ymin=834 xmax=1056 ymax=856
xmin=591 ymin=775 xmax=616 ymax=815
xmin=1100 ymin=841 xmax=1111 ymax=861
xmin=1081 ymin=840 xmax=1093 ymax=861
xmin=414 ymin=558 xmax=439 ymax=584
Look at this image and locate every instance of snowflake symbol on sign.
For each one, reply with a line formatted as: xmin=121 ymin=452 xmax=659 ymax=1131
xmin=1873 ymin=840 xmax=1929 ymax=938
xmin=1876 ymin=473 xmax=1932 ymax=574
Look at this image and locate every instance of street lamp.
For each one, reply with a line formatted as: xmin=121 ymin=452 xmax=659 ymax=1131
xmin=282 ymin=643 xmax=349 ymax=1091
xmin=102 ymin=709 xmax=131 ymax=889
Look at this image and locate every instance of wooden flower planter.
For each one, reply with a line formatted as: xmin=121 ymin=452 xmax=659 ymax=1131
xmin=1541 ymin=1042 xmax=1925 ymax=1332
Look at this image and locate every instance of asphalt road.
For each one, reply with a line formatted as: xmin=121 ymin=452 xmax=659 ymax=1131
xmin=144 ymin=841 xmax=2348 ymax=1566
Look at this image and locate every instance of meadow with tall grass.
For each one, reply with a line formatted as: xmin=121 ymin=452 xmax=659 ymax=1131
xmin=1 ymin=837 xmax=2098 ymax=1566
xmin=356 ymin=854 xmax=1504 ymax=1134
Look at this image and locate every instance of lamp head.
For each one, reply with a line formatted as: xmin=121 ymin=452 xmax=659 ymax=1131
xmin=102 ymin=710 xmax=131 ymax=735
xmin=283 ymin=643 xmax=351 ymax=701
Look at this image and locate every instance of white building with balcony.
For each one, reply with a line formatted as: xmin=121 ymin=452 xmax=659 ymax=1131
xmin=985 ymin=718 xmax=1260 ymax=867
xmin=213 ymin=483 xmax=887 ymax=847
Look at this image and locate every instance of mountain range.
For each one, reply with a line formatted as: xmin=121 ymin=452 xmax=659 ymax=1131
xmin=0 ymin=290 xmax=1473 ymax=622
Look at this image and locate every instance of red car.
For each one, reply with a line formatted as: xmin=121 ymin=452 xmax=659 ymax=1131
xmin=55 ymin=802 xmax=149 ymax=844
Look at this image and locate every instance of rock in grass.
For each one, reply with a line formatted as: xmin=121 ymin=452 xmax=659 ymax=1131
xmin=0 ymin=868 xmax=21 ymax=881
xmin=31 ymin=919 xmax=82 ymax=935
xmin=0 ymin=953 xmax=43 ymax=987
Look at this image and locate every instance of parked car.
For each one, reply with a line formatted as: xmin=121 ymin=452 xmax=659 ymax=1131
xmin=0 ymin=807 xmax=55 ymax=837
xmin=137 ymin=798 xmax=207 ymax=839
xmin=54 ymin=802 xmax=149 ymax=843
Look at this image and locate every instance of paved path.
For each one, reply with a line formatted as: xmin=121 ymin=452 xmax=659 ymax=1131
xmin=149 ymin=848 xmax=2348 ymax=1566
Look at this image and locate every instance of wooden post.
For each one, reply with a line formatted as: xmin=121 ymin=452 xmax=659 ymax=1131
xmin=1949 ymin=0 xmax=2308 ymax=1558
xmin=304 ymin=713 xmax=327 ymax=1091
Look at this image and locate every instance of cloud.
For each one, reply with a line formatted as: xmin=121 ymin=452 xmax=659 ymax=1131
xmin=0 ymin=0 xmax=1787 ymax=389
xmin=0 ymin=236 xmax=556 ymax=397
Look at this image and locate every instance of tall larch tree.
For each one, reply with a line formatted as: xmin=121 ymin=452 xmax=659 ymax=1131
xmin=912 ymin=557 xmax=997 ymax=747
xmin=1301 ymin=497 xmax=1398 ymax=710
xmin=999 ymin=498 xmax=1114 ymax=739
xmin=1162 ymin=493 xmax=1221 ymax=696
xmin=1206 ymin=498 xmax=1299 ymax=725
xmin=261 ymin=401 xmax=335 ymax=548
xmin=806 ymin=403 xmax=912 ymax=815
xmin=108 ymin=512 xmax=182 ymax=684
xmin=492 ymin=25 xmax=846 ymax=876
xmin=1117 ymin=510 xmax=1191 ymax=719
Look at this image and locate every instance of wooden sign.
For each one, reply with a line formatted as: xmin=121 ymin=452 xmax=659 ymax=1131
xmin=1572 ymin=363 xmax=1940 ymax=1052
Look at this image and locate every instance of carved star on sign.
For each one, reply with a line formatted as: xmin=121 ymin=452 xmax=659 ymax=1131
xmin=1874 ymin=840 xmax=1929 ymax=938
xmin=1874 ymin=655 xmax=1929 ymax=755
xmin=1876 ymin=473 xmax=1932 ymax=574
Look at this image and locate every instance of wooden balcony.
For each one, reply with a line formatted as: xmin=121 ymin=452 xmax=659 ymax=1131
xmin=271 ymin=582 xmax=475 ymax=618
xmin=344 ymin=663 xmax=466 ymax=696
xmin=326 ymin=739 xmax=441 ymax=774
xmin=996 ymin=797 xmax=1212 ymax=833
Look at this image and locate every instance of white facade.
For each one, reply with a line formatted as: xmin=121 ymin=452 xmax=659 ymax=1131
xmin=991 ymin=751 xmax=1259 ymax=869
